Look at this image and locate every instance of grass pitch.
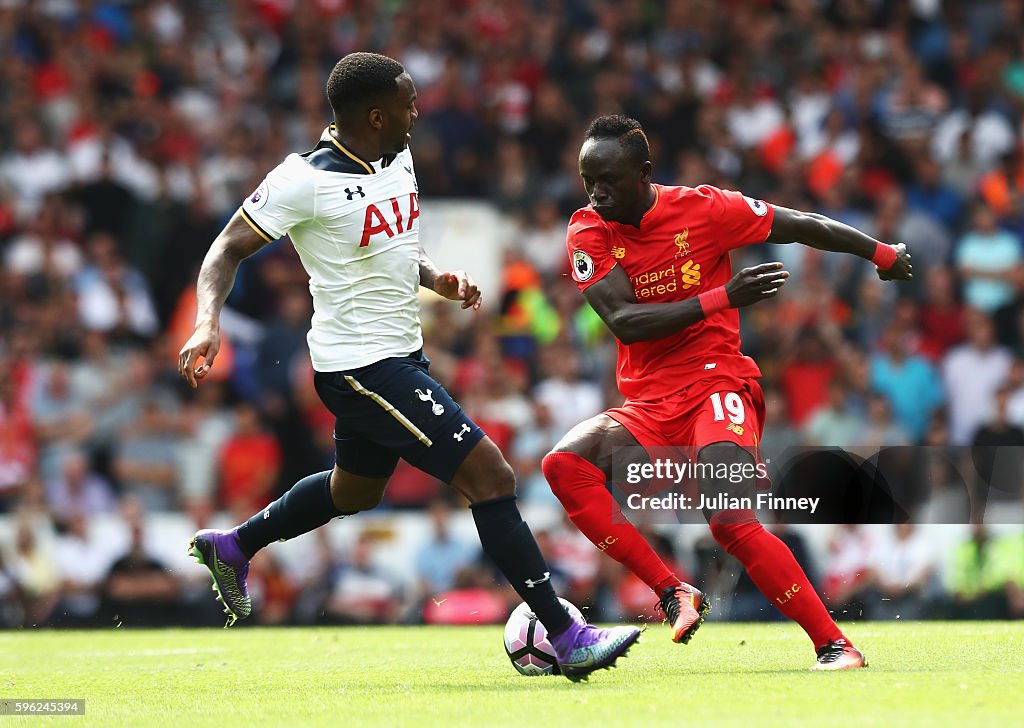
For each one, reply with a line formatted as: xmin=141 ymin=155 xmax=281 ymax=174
xmin=1 ymin=622 xmax=1020 ymax=727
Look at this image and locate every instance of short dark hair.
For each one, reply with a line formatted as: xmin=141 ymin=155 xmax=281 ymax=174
xmin=326 ymin=52 xmax=405 ymax=119
xmin=584 ymin=115 xmax=650 ymax=164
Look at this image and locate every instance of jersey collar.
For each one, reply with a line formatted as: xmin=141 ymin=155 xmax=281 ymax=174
xmin=640 ymin=184 xmax=661 ymax=224
xmin=323 ymin=125 xmax=376 ymax=174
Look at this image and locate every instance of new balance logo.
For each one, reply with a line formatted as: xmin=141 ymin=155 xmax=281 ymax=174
xmin=453 ymin=424 xmax=471 ymax=441
xmin=415 ymin=388 xmax=445 ymax=415
xmin=345 ymin=186 xmax=365 ymax=200
xmin=525 ymin=572 xmax=550 ymax=588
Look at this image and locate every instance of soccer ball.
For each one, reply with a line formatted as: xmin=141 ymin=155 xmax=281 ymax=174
xmin=503 ymin=598 xmax=585 ymax=676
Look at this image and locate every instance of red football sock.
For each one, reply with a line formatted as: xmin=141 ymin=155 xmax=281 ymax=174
xmin=542 ymin=451 xmax=678 ymax=593
xmin=709 ymin=510 xmax=846 ymax=650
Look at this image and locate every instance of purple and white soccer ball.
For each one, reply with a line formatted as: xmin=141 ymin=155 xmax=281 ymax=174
xmin=503 ymin=598 xmax=585 ymax=676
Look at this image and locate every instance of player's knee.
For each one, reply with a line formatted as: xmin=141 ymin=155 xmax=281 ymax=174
xmin=465 ymin=460 xmax=516 ymax=502
xmin=541 ymin=450 xmax=577 ymax=498
xmin=328 ymin=469 xmax=388 ymax=512
xmin=698 ymin=441 xmax=756 ymax=500
xmin=335 ymin=489 xmax=384 ymax=512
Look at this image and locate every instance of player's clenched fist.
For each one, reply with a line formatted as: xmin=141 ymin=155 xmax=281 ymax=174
xmin=724 ymin=262 xmax=790 ymax=308
xmin=877 ymin=242 xmax=912 ymax=282
xmin=178 ymin=323 xmax=220 ymax=389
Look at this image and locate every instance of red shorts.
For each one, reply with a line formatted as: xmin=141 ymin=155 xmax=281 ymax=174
xmin=605 ymin=376 xmax=765 ymax=457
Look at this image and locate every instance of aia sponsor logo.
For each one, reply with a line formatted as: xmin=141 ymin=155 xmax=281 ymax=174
xmin=359 ymin=193 xmax=419 ymax=247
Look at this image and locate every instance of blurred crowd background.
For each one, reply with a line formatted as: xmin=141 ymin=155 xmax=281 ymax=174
xmin=2 ymin=0 xmax=1024 ymax=630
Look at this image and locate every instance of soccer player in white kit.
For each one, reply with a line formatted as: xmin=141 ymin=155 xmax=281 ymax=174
xmin=178 ymin=52 xmax=639 ymax=681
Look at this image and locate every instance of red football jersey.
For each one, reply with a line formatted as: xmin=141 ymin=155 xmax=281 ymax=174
xmin=566 ymin=184 xmax=774 ymax=402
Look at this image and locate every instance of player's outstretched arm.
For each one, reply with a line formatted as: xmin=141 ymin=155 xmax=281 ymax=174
xmin=178 ymin=212 xmax=274 ymax=388
xmin=418 ymin=245 xmax=482 ymax=310
xmin=584 ymin=262 xmax=789 ymax=344
xmin=767 ymin=206 xmax=912 ymax=281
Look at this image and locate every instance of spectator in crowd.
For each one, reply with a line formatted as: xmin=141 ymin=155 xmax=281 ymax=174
xmin=177 ymin=381 xmax=235 ymax=512
xmin=757 ymin=385 xmax=803 ymax=477
xmin=917 ymin=266 xmax=966 ymax=361
xmin=246 ymin=551 xmax=300 ymax=626
xmin=905 ymin=155 xmax=964 ymax=232
xmin=101 ymin=505 xmax=180 ymax=627
xmin=8 ymin=517 xmax=60 ymax=626
xmin=216 ymin=401 xmax=282 ymax=517
xmin=3 ymin=196 xmax=83 ymax=281
xmin=858 ymin=392 xmax=911 ymax=448
xmin=870 ymin=326 xmax=944 ymax=442
xmin=0 ymin=118 xmax=70 ymax=218
xmin=533 ymin=345 xmax=603 ymax=437
xmin=255 ymin=287 xmax=312 ymax=415
xmin=997 ymin=530 xmax=1024 ymax=619
xmin=112 ymin=399 xmax=182 ymax=512
xmin=0 ymin=548 xmax=21 ymax=627
xmin=803 ymin=379 xmax=867 ymax=448
xmin=50 ymin=513 xmax=109 ymax=627
xmin=779 ymin=328 xmax=837 ymax=429
xmin=75 ymin=232 xmax=159 ymax=341
xmin=943 ymin=309 xmax=1013 ymax=445
xmin=520 ymin=199 xmax=572 ymax=279
xmin=868 ymin=524 xmax=938 ymax=620
xmin=823 ymin=524 xmax=875 ymax=619
xmin=44 ymin=449 xmax=116 ymax=521
xmin=970 ymin=384 xmax=1024 ymax=520
xmin=415 ymin=499 xmax=479 ymax=602
xmin=510 ymin=401 xmax=563 ymax=504
xmin=0 ymin=359 xmax=36 ymax=511
xmin=29 ymin=360 xmax=94 ymax=482
xmin=1004 ymin=358 xmax=1024 ymax=427
xmin=955 ymin=203 xmax=1024 ymax=314
xmin=323 ymin=532 xmax=404 ymax=626
xmin=948 ymin=525 xmax=1010 ymax=619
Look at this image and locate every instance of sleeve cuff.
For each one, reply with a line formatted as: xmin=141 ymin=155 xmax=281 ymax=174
xmin=239 ymin=208 xmax=275 ymax=243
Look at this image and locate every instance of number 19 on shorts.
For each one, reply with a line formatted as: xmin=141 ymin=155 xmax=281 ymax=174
xmin=709 ymin=392 xmax=745 ymax=424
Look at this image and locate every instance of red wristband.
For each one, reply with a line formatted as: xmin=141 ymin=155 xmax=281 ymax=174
xmin=698 ymin=286 xmax=731 ymax=317
xmin=871 ymin=242 xmax=898 ymax=270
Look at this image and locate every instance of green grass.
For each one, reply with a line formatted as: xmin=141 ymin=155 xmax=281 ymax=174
xmin=1 ymin=622 xmax=1020 ymax=727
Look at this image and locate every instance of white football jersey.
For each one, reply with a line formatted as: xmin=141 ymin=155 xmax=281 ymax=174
xmin=240 ymin=126 xmax=423 ymax=371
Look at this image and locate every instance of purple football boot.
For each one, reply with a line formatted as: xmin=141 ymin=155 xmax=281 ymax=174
xmin=188 ymin=528 xmax=252 ymax=626
xmin=550 ymin=620 xmax=641 ymax=682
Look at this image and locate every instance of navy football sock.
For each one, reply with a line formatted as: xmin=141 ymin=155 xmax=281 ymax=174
xmin=236 ymin=470 xmax=349 ymax=558
xmin=470 ymin=495 xmax=572 ymax=635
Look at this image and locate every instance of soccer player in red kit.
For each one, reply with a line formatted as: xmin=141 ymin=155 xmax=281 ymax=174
xmin=542 ymin=115 xmax=912 ymax=670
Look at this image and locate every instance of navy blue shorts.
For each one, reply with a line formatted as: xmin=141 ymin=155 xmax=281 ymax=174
xmin=313 ymin=350 xmax=485 ymax=483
